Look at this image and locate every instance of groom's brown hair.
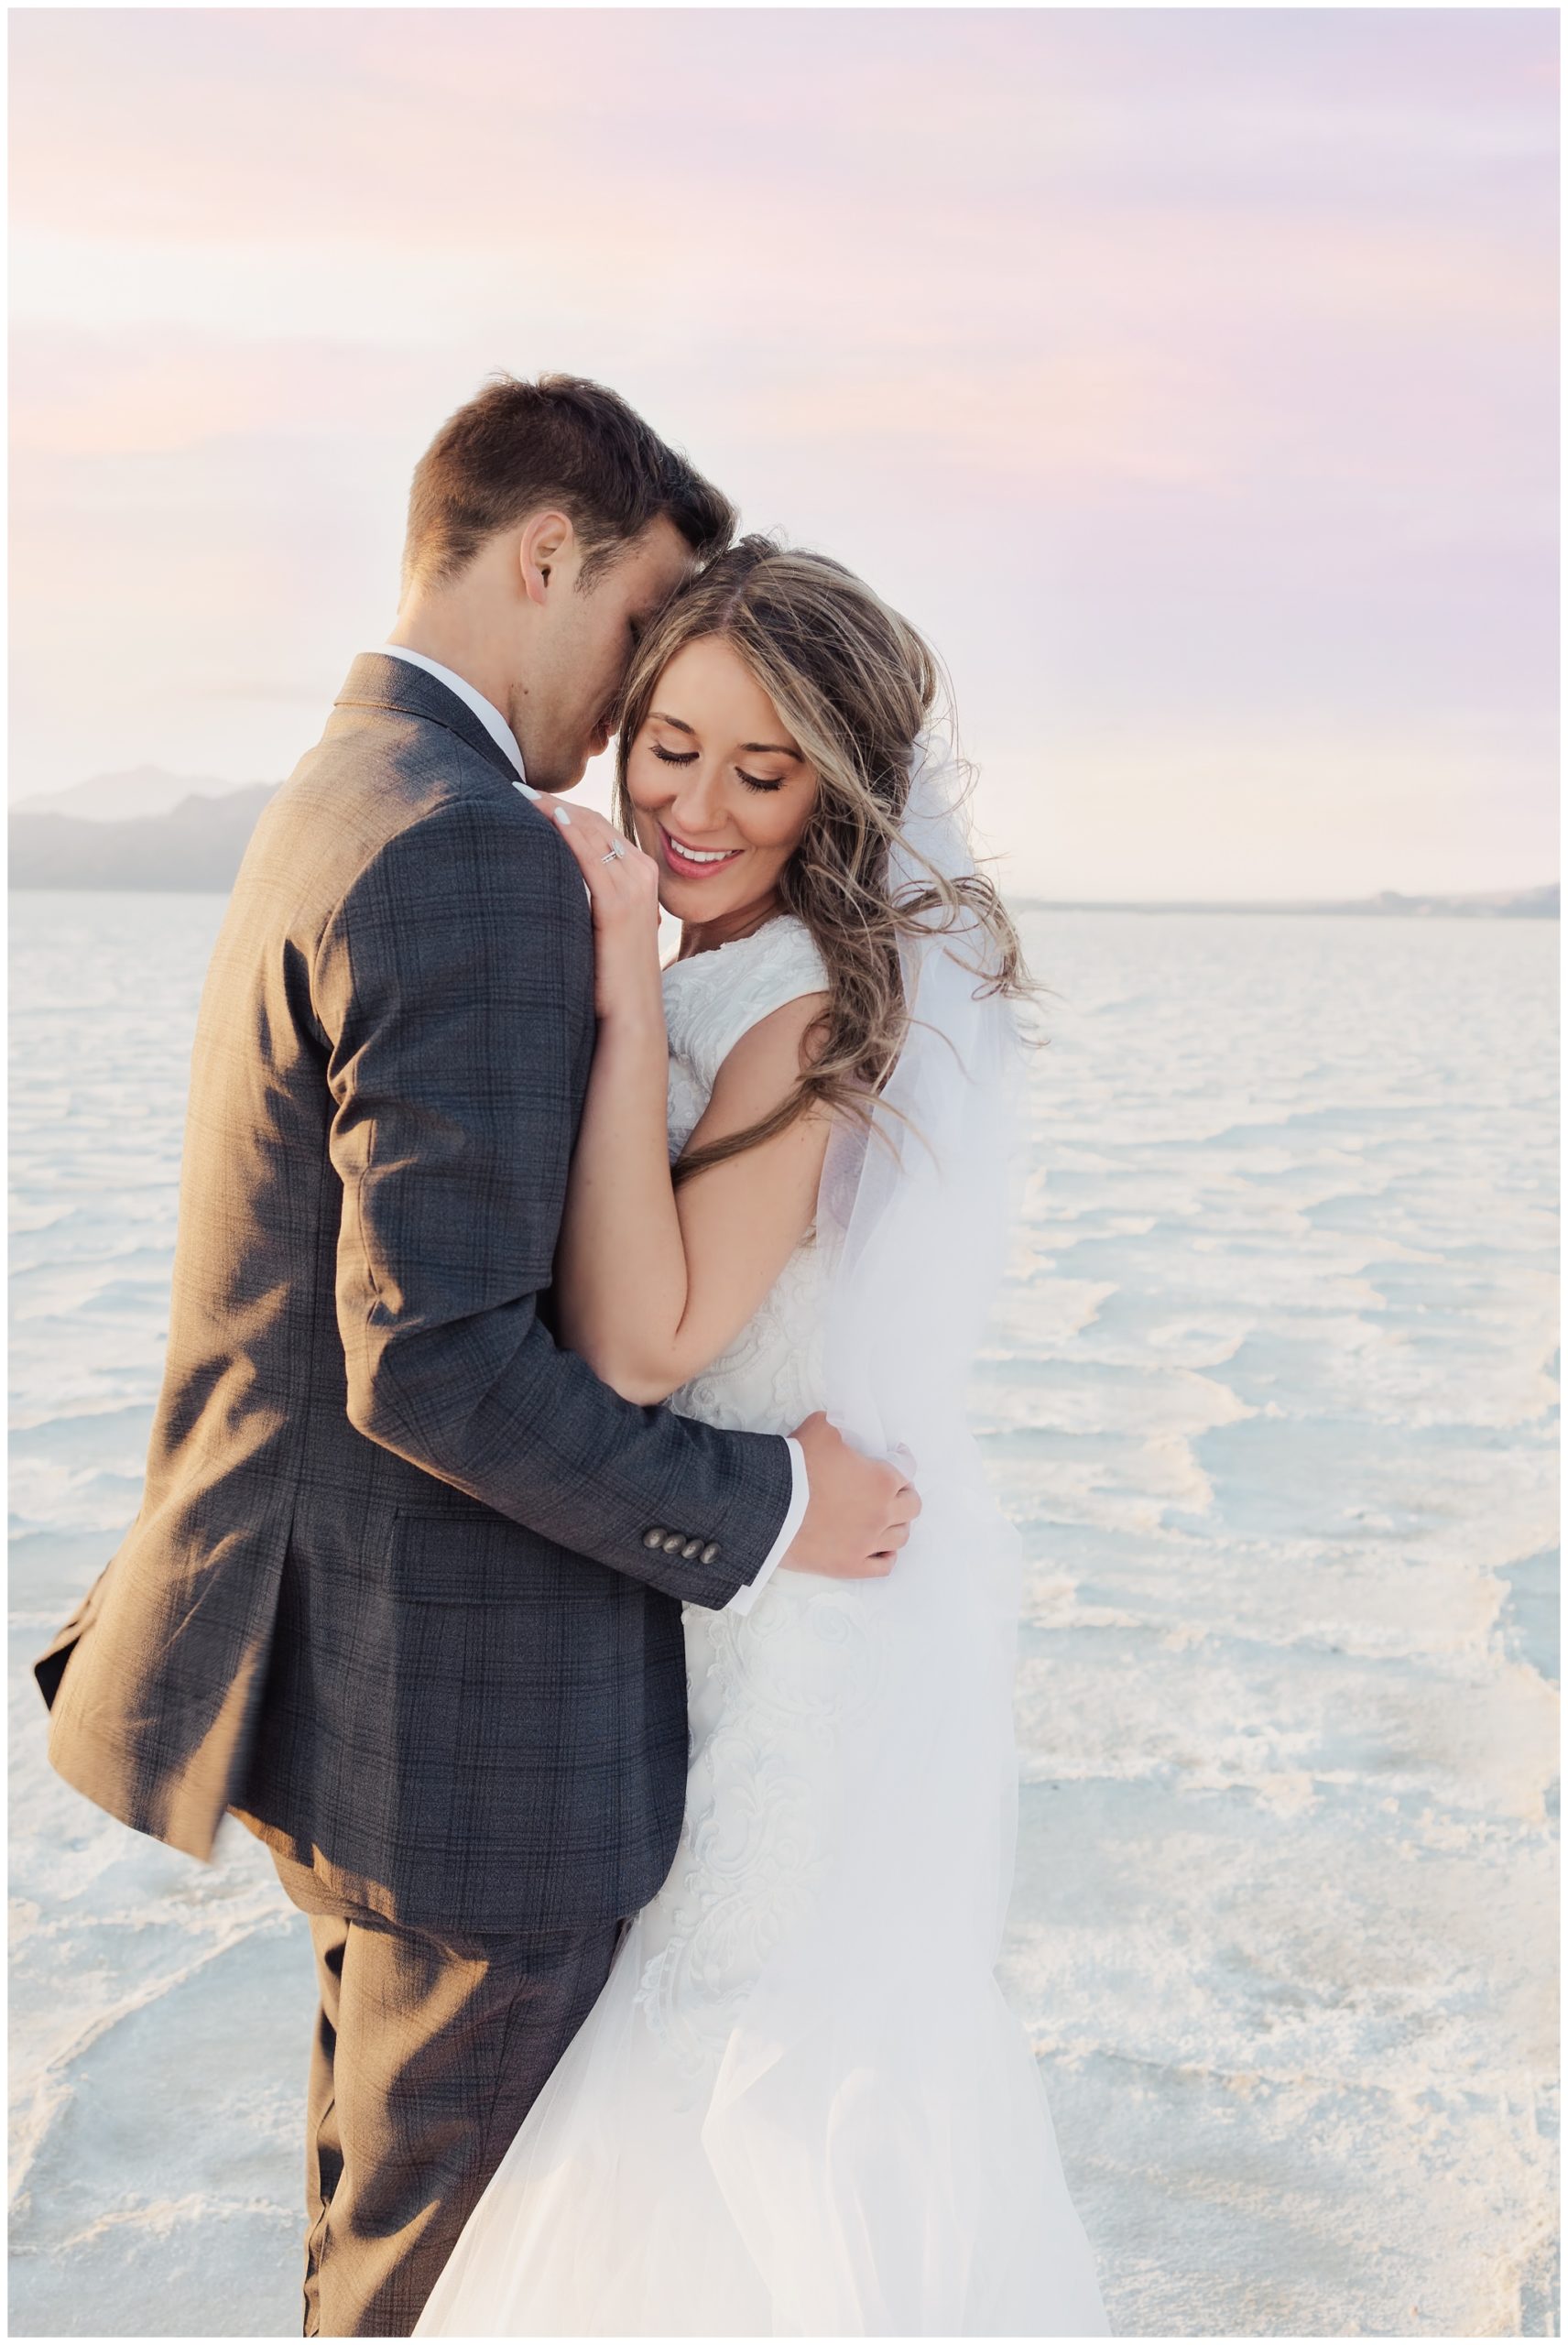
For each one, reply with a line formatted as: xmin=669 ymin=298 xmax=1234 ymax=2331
xmin=402 ymin=372 xmax=735 ymax=594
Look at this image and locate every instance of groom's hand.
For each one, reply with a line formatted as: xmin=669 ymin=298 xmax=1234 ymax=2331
xmin=780 ymin=1412 xmax=920 ymax=1579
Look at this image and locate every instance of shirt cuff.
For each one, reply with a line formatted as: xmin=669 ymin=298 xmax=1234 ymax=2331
xmin=724 ymin=1434 xmax=808 ymax=1615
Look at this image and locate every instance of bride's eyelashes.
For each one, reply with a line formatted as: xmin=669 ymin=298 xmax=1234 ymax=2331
xmin=648 ymin=744 xmax=785 ymax=794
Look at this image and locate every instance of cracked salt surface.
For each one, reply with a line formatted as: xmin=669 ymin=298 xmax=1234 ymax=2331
xmin=9 ymin=895 xmax=1559 ymax=2336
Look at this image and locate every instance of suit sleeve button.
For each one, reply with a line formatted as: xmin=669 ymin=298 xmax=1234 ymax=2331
xmin=661 ymin=1532 xmax=687 ymax=1554
xmin=681 ymin=1537 xmax=702 ymax=1559
xmin=701 ymin=1542 xmax=720 ymax=1565
xmin=642 ymin=1527 xmax=666 ymax=1550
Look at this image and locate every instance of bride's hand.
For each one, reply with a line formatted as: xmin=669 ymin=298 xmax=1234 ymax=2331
xmin=528 ymin=794 xmax=664 ymax=1025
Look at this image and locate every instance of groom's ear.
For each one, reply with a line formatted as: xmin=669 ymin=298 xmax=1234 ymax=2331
xmin=518 ymin=508 xmax=577 ymax=606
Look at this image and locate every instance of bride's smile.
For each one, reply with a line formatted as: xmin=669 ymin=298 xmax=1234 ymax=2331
xmin=624 ymin=634 xmax=818 ymax=946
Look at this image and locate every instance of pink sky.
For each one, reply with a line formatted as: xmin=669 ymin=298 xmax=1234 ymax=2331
xmin=9 ymin=8 xmax=1559 ymax=897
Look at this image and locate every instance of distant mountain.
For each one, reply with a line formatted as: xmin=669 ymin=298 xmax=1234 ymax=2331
xmin=9 ymin=785 xmax=278 ymax=892
xmin=7 ymin=779 xmax=1560 ymax=918
xmin=12 ymin=765 xmax=266 ymax=824
xmin=1025 ymin=883 xmax=1559 ymax=919
xmin=1361 ymin=884 xmax=1560 ymax=920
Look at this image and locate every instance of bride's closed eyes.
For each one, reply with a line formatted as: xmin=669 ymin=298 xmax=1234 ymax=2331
xmin=650 ymin=743 xmax=786 ymax=793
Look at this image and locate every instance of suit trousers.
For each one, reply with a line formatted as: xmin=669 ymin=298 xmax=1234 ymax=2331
xmin=277 ymin=1857 xmax=625 ymax=2338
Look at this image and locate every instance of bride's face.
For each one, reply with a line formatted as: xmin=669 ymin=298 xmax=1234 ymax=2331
xmin=624 ymin=636 xmax=818 ymax=930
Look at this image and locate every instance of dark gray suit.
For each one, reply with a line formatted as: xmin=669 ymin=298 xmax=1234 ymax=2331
xmin=35 ymin=654 xmax=795 ymax=2332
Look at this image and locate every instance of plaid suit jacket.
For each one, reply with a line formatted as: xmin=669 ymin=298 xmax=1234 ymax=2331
xmin=35 ymin=655 xmax=794 ymax=1934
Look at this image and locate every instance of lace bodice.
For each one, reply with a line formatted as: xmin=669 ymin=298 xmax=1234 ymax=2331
xmin=661 ymin=913 xmax=832 ymax=1159
xmin=660 ymin=916 xmax=833 ymax=1441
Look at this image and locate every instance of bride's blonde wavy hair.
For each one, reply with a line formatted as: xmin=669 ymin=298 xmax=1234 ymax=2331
xmin=613 ymin=534 xmax=1043 ymax=1186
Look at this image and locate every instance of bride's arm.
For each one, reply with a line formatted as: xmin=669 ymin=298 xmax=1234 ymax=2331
xmin=560 ymin=993 xmax=832 ymax=1405
xmin=537 ymin=794 xmax=832 ymax=1407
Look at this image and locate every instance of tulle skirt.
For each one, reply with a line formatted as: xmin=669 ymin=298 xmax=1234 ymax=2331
xmin=414 ymin=1504 xmax=1109 ymax=2340
xmin=414 ymin=1909 xmax=1106 ymax=2338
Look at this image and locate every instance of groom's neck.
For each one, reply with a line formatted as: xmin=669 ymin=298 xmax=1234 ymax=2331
xmin=387 ymin=588 xmax=521 ymax=727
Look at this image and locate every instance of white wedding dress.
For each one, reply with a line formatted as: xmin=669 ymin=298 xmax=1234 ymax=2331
xmin=416 ymin=910 xmax=1109 ymax=2339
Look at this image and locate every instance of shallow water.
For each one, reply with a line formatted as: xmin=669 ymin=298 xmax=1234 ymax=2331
xmin=9 ymin=891 xmax=1559 ymax=2337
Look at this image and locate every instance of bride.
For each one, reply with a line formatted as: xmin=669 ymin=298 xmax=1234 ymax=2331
xmin=416 ymin=536 xmax=1109 ymax=2338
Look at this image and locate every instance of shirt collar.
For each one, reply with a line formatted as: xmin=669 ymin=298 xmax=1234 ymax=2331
xmin=378 ymin=645 xmax=538 ymax=798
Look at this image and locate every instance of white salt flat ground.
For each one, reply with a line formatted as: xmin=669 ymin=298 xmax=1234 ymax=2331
xmin=9 ymin=892 xmax=1559 ymax=2337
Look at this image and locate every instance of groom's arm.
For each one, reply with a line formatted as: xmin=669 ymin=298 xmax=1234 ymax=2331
xmin=312 ymin=789 xmax=794 ymax=1608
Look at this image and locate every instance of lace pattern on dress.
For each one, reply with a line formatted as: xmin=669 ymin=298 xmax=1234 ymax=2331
xmin=631 ymin=915 xmax=878 ymax=2092
xmin=632 ymin=1584 xmax=883 ymax=2100
xmin=661 ymin=915 xmax=830 ymax=1160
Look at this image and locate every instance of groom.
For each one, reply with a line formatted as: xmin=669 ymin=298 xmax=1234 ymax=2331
xmin=34 ymin=374 xmax=918 ymax=2338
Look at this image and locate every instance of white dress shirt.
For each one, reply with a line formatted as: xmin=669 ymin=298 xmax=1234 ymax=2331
xmin=378 ymin=646 xmax=807 ymax=1611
